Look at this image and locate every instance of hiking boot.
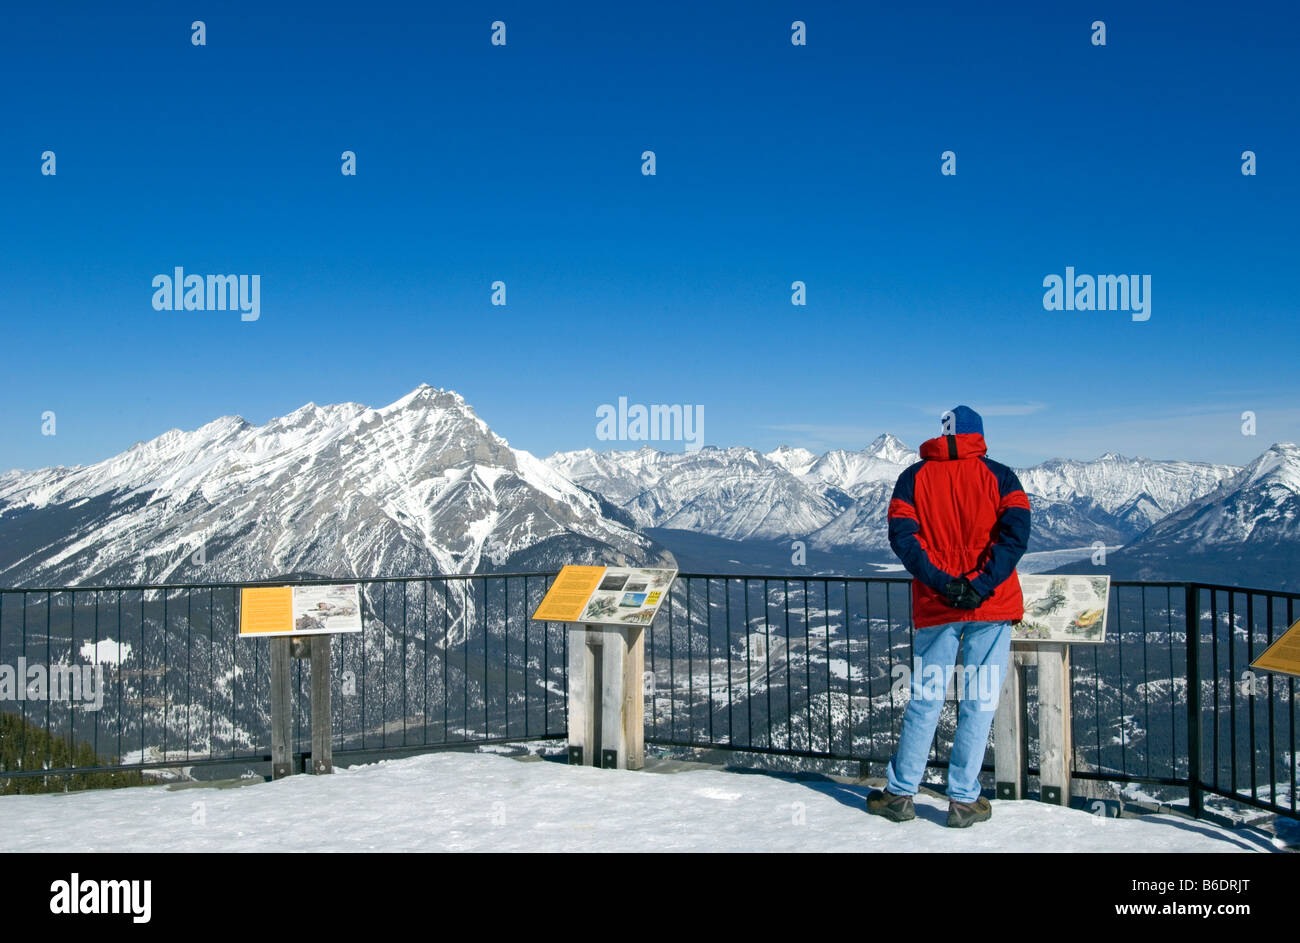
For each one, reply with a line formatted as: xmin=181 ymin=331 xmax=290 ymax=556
xmin=947 ymin=796 xmax=992 ymax=828
xmin=866 ymin=789 xmax=916 ymax=822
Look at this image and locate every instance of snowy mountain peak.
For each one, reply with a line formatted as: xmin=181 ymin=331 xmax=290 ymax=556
xmin=765 ymin=445 xmax=818 ymax=475
xmin=1111 ymin=442 xmax=1300 ymax=587
xmin=546 ymin=437 xmax=1246 ymax=559
xmin=864 ymin=433 xmax=914 ymax=465
xmin=1241 ymin=441 xmax=1300 ymax=489
xmin=803 ymin=436 xmax=919 ymax=494
xmin=380 ymin=383 xmax=469 ymax=415
xmin=0 ymin=387 xmax=664 ymax=586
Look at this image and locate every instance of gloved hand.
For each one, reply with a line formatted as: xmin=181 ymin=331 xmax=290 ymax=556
xmin=943 ymin=578 xmax=985 ymax=610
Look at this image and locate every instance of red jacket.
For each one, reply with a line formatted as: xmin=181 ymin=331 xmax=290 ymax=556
xmin=887 ymin=433 xmax=1032 ymax=629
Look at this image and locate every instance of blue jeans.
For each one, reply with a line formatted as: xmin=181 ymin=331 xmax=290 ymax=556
xmin=885 ymin=620 xmax=1012 ymax=803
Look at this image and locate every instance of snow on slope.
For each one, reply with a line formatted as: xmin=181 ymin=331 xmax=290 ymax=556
xmin=1132 ymin=443 xmax=1300 ymax=546
xmin=548 ymin=445 xmax=846 ymax=540
xmin=1105 ymin=443 xmax=1300 ymax=586
xmin=764 ymin=445 xmax=818 ymax=476
xmin=0 ymin=751 xmax=1269 ymax=853
xmin=548 ymin=439 xmax=1241 ymax=554
xmin=1017 ymin=452 xmax=1238 ymax=531
xmin=0 ymin=385 xmax=661 ymax=586
xmin=805 ymin=434 xmax=918 ymax=493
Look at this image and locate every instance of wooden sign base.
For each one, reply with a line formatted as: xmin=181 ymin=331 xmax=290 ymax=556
xmin=566 ymin=624 xmax=645 ymax=770
xmin=270 ymin=634 xmax=333 ymax=779
xmin=994 ymin=642 xmax=1072 ymax=804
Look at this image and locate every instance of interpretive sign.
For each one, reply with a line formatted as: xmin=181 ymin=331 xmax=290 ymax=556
xmin=1012 ymin=574 xmax=1110 ymax=644
xmin=532 ymin=564 xmax=677 ymax=771
xmin=239 ymin=583 xmax=363 ymax=637
xmin=1251 ymin=618 xmax=1300 ymax=679
xmin=531 ymin=565 xmax=677 ymax=626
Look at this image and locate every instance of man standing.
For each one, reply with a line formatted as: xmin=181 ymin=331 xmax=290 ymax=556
xmin=867 ymin=405 xmax=1031 ymax=828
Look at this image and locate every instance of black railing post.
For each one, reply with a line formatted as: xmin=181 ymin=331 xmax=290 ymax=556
xmin=1184 ymin=583 xmax=1203 ymax=818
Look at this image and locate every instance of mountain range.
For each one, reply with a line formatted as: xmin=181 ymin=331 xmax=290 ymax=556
xmin=1099 ymin=443 xmax=1300 ymax=589
xmin=0 ymin=385 xmax=1294 ymax=590
xmin=0 ymin=386 xmax=663 ymax=587
xmin=545 ymin=437 xmax=1244 ymax=562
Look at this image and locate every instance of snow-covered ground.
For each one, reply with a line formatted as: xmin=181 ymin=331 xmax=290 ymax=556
xmin=0 ymin=751 xmax=1282 ymax=852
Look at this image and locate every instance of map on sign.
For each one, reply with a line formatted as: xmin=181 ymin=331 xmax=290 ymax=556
xmin=1251 ymin=618 xmax=1300 ymax=679
xmin=531 ymin=565 xmax=677 ymax=626
xmin=1012 ymin=574 xmax=1110 ymax=644
xmin=240 ymin=584 xmax=364 ymax=637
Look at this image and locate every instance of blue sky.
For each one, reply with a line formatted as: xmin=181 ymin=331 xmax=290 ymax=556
xmin=1 ymin=0 xmax=1297 ymax=471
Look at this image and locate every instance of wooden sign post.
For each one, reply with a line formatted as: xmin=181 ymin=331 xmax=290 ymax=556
xmin=269 ymin=635 xmax=336 ymax=778
xmin=994 ymin=574 xmax=1108 ymax=805
xmin=240 ymin=583 xmax=362 ymax=779
xmin=993 ymin=642 xmax=1071 ymax=804
xmin=993 ymin=643 xmax=1030 ymax=800
xmin=532 ymin=565 xmax=677 ymax=771
xmin=1037 ymin=642 xmax=1072 ymax=804
xmin=270 ymin=637 xmax=293 ymax=779
xmin=566 ymin=625 xmax=645 ymax=769
xmin=310 ymin=634 xmax=333 ymax=774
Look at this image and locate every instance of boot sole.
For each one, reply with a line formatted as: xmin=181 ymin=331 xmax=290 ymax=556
xmin=867 ymin=805 xmax=916 ymax=823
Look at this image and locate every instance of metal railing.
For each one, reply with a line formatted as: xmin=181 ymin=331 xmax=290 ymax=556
xmin=646 ymin=576 xmax=1297 ymax=821
xmin=0 ymin=574 xmax=570 ymax=783
xmin=0 ymin=573 xmax=1295 ymax=821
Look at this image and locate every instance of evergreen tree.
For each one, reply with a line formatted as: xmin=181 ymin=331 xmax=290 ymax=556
xmin=0 ymin=711 xmax=144 ymax=794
